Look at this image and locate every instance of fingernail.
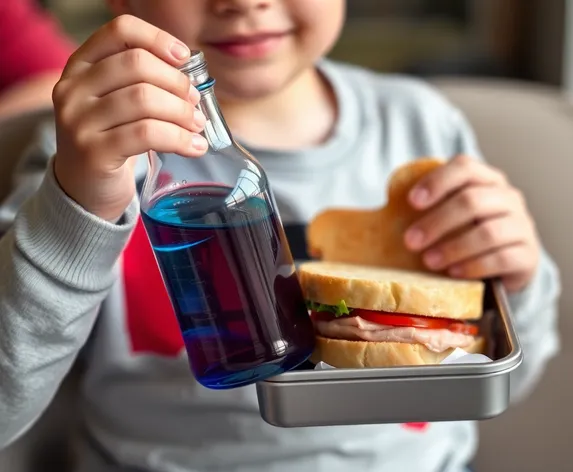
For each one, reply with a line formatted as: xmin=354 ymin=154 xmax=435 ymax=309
xmin=170 ymin=41 xmax=190 ymax=60
xmin=449 ymin=265 xmax=464 ymax=277
xmin=191 ymin=134 xmax=208 ymax=150
xmin=409 ymin=187 xmax=430 ymax=207
xmin=405 ymin=228 xmax=425 ymax=250
xmin=194 ymin=110 xmax=206 ymax=128
xmin=188 ymin=84 xmax=200 ymax=101
xmin=424 ymin=250 xmax=443 ymax=269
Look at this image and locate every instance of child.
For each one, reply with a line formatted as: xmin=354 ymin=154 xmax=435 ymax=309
xmin=0 ymin=1 xmax=560 ymax=472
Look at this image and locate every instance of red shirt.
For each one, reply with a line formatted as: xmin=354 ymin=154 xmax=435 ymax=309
xmin=0 ymin=0 xmax=75 ymax=92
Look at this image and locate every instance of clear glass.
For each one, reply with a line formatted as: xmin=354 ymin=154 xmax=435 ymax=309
xmin=139 ymin=52 xmax=315 ymax=389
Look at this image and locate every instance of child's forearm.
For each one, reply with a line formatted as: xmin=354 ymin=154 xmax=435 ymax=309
xmin=507 ymin=248 xmax=561 ymax=403
xmin=0 ymin=166 xmax=137 ymax=450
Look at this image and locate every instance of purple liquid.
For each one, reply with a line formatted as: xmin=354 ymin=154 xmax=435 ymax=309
xmin=141 ymin=184 xmax=315 ymax=389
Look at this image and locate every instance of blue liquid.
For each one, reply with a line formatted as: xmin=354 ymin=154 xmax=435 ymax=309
xmin=141 ymin=185 xmax=315 ymax=389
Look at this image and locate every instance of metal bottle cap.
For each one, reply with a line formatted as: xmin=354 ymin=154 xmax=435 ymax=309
xmin=178 ymin=50 xmax=210 ymax=87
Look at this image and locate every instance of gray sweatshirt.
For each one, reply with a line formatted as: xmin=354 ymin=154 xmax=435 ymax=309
xmin=0 ymin=61 xmax=561 ymax=472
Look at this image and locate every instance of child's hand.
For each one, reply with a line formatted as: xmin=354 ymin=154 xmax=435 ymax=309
xmin=52 ymin=15 xmax=208 ymax=222
xmin=404 ymin=155 xmax=540 ymax=293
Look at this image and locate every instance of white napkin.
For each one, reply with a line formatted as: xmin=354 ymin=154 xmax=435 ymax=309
xmin=439 ymin=347 xmax=492 ymax=364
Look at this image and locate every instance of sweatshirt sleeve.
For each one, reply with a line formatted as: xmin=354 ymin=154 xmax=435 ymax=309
xmin=448 ymin=107 xmax=561 ymax=403
xmin=0 ymin=155 xmax=138 ymax=449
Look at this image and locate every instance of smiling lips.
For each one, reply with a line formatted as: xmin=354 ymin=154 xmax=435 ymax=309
xmin=206 ymin=31 xmax=290 ymax=59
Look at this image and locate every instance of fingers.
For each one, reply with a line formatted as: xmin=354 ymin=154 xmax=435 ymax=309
xmin=84 ymin=83 xmax=206 ymax=133
xmin=95 ymin=119 xmax=208 ymax=162
xmin=404 ymin=156 xmax=539 ymax=292
xmin=421 ymin=215 xmax=529 ymax=271
xmin=79 ymin=48 xmax=199 ymax=101
xmin=63 ymin=15 xmax=191 ymax=77
xmin=447 ymin=244 xmax=535 ymax=285
xmin=53 ymin=43 xmax=207 ymax=163
xmin=405 ymin=185 xmax=520 ymax=252
xmin=409 ymin=155 xmax=508 ymax=210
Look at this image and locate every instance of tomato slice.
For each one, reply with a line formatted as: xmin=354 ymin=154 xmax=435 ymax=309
xmin=351 ymin=309 xmax=479 ymax=336
xmin=448 ymin=322 xmax=480 ymax=336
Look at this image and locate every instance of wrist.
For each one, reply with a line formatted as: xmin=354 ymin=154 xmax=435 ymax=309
xmin=53 ymin=154 xmax=135 ymax=223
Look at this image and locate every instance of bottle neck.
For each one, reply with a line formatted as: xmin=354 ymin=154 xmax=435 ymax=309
xmin=197 ymin=85 xmax=233 ymax=151
xmin=178 ymin=53 xmax=233 ymax=151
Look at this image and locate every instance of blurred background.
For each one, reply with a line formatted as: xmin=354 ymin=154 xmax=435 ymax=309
xmin=3 ymin=1 xmax=573 ymax=471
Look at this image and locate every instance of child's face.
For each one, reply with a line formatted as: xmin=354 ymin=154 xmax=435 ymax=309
xmin=108 ymin=0 xmax=345 ymax=101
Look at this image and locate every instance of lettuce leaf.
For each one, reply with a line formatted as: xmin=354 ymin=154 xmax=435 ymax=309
xmin=306 ymin=299 xmax=352 ymax=317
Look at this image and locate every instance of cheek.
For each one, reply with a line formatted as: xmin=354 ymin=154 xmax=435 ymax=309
xmin=293 ymin=0 xmax=346 ymax=57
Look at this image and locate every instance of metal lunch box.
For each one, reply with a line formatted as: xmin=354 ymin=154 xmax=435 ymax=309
xmin=256 ymin=279 xmax=522 ymax=427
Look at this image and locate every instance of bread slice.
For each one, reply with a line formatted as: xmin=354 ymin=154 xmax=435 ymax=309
xmin=299 ymin=261 xmax=485 ymax=321
xmin=307 ymin=158 xmax=448 ymax=273
xmin=310 ymin=335 xmax=486 ymax=368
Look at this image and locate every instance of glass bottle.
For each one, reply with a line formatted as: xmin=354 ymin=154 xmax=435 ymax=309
xmin=139 ymin=51 xmax=315 ymax=390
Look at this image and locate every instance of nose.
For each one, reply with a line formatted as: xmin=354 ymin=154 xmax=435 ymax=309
xmin=211 ymin=0 xmax=271 ymax=16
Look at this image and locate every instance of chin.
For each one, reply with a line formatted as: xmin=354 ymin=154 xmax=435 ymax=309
xmin=217 ymin=80 xmax=278 ymax=101
xmin=209 ymin=62 xmax=302 ymax=102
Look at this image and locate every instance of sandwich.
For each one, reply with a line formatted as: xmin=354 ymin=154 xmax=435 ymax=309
xmin=300 ymin=158 xmax=486 ymax=368
xmin=300 ymin=261 xmax=485 ymax=367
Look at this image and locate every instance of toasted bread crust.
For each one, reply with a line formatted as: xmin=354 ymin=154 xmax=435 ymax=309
xmin=307 ymin=158 xmax=447 ymax=272
xmin=299 ymin=261 xmax=484 ymax=320
xmin=310 ymin=335 xmax=485 ymax=368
